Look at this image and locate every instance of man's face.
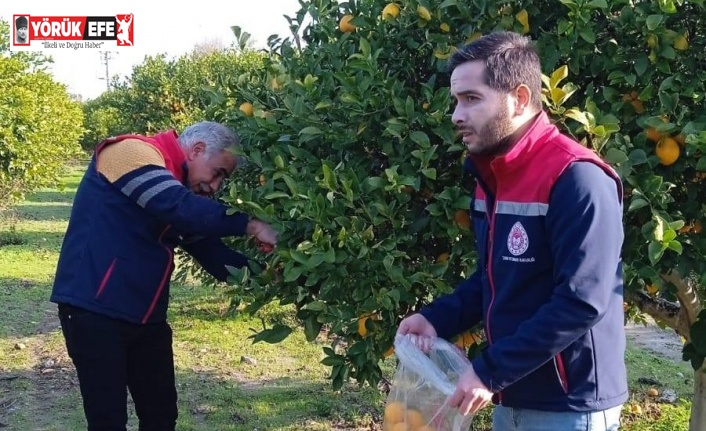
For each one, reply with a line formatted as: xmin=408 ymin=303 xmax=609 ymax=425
xmin=450 ymin=60 xmax=516 ymax=156
xmin=184 ymin=143 xmax=236 ymax=196
xmin=17 ymin=26 xmax=28 ymax=40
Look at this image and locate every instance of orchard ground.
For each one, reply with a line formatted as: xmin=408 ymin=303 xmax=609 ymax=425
xmin=0 ymin=164 xmax=695 ymax=430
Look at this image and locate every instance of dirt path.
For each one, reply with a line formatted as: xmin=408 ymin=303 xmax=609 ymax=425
xmin=625 ymin=318 xmax=684 ymax=362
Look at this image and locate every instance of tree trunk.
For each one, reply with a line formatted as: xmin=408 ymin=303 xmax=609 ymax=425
xmin=690 ymin=367 xmax=706 ymax=431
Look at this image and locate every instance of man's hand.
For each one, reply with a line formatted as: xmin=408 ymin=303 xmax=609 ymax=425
xmin=396 ymin=313 xmax=437 ymax=353
xmin=448 ymin=366 xmax=494 ymax=416
xmin=246 ymin=219 xmax=277 ymax=252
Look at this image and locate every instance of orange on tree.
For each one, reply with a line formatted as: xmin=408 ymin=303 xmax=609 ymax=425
xmin=339 ymin=15 xmax=356 ymax=32
xmin=383 ymin=346 xmax=395 ymax=357
xmin=436 ymin=252 xmax=449 ymax=263
xmin=382 ymin=3 xmax=400 ymax=21
xmin=454 ymin=209 xmax=471 ymax=230
xmin=645 ymin=128 xmax=662 ymax=142
xmin=655 ymin=137 xmax=680 ymax=166
xmin=357 ymin=314 xmax=374 ymax=337
xmin=239 ymin=102 xmax=254 ymax=117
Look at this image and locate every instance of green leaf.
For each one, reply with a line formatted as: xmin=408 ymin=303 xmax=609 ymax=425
xmin=302 ymin=300 xmax=327 ymax=312
xmin=305 ymin=318 xmax=323 ymax=342
xmin=299 ymin=126 xmax=323 ymax=136
xmin=421 ymin=168 xmax=437 ymax=179
xmin=410 ymin=131 xmax=431 ymax=148
xmin=657 ymin=0 xmax=677 ymax=14
xmin=696 ymin=157 xmax=706 ymax=172
xmin=604 ymin=148 xmax=629 ymax=164
xmin=578 ymin=27 xmax=596 ymax=44
xmin=648 ymin=241 xmax=664 ymax=265
xmin=646 ymin=15 xmax=663 ymax=30
xmin=320 ymin=356 xmax=344 ymax=366
xmin=628 ymin=198 xmax=649 ymax=212
xmin=586 ymin=0 xmax=607 ymax=8
xmin=249 ymin=324 xmax=293 ymax=344
xmin=691 ymin=319 xmax=706 ymax=356
xmin=667 ymin=240 xmax=683 ymax=255
xmin=284 ymin=265 xmax=303 ymax=282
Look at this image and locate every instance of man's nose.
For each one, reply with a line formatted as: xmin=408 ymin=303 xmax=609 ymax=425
xmin=210 ymin=178 xmax=223 ymax=192
xmin=451 ymin=106 xmax=463 ymax=125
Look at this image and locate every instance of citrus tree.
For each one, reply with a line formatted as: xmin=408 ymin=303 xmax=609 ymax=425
xmin=197 ymin=0 xmax=705 ymax=425
xmin=0 ymin=20 xmax=83 ymax=208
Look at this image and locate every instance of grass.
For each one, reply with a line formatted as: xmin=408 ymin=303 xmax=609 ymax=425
xmin=0 ymin=163 xmax=695 ymax=430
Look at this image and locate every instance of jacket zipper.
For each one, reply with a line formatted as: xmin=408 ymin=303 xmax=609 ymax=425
xmin=554 ymin=354 xmax=569 ymax=393
xmin=484 ymin=194 xmax=501 ymax=403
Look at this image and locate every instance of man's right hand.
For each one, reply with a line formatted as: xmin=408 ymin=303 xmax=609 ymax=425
xmin=246 ymin=219 xmax=278 ymax=252
xmin=397 ymin=313 xmax=437 ymax=352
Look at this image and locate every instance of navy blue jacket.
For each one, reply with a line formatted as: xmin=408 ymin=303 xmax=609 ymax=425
xmin=51 ymin=132 xmax=250 ymax=324
xmin=421 ymin=113 xmax=628 ymax=412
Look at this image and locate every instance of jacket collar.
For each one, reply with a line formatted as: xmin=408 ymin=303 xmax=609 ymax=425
xmin=152 ymin=130 xmax=188 ymax=183
xmin=465 ymin=111 xmax=558 ymax=182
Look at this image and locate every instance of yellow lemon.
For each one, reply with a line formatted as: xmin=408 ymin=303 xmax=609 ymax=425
xmin=440 ymin=22 xmax=450 ymax=33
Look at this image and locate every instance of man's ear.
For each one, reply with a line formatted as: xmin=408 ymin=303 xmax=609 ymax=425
xmin=188 ymin=142 xmax=206 ymax=160
xmin=512 ymin=84 xmax=532 ymax=117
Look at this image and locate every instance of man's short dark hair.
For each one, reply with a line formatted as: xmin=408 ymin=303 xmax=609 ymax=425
xmin=448 ymin=31 xmax=543 ymax=111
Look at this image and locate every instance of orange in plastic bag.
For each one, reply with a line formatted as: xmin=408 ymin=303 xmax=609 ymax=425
xmin=382 ymin=335 xmax=473 ymax=431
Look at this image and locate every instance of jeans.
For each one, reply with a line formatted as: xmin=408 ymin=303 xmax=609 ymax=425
xmin=493 ymin=404 xmax=622 ymax=431
xmin=58 ymin=304 xmax=178 ymax=431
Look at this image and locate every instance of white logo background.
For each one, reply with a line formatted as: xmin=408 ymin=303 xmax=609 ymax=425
xmin=507 ymin=221 xmax=529 ymax=256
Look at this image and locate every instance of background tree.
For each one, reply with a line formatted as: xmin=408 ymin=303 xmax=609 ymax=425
xmin=0 ymin=20 xmax=84 ymax=208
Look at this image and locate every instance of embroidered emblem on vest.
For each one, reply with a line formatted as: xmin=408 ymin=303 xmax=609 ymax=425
xmin=507 ymin=221 xmax=529 ymax=256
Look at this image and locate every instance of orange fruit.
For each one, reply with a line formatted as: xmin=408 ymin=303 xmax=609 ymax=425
xmin=239 ymin=102 xmax=254 ymax=117
xmin=405 ymin=409 xmax=426 ymax=428
xmin=675 ymin=133 xmax=686 ymax=145
xmin=382 ymin=3 xmax=400 ymax=21
xmin=655 ymin=137 xmax=680 ymax=166
xmin=630 ymin=100 xmax=645 ymax=114
xmin=693 ymin=220 xmax=703 ymax=234
xmin=647 ymin=388 xmax=659 ymax=397
xmin=454 ymin=210 xmax=471 ymax=230
xmin=645 ymin=128 xmax=662 ymax=142
xmin=391 ymin=423 xmax=409 ymax=431
xmin=339 ymin=15 xmax=356 ymax=32
xmin=384 ymin=402 xmax=405 ymax=424
xmin=383 ymin=346 xmax=395 ymax=357
xmin=436 ymin=252 xmax=449 ymax=263
xmin=357 ymin=314 xmax=373 ymax=337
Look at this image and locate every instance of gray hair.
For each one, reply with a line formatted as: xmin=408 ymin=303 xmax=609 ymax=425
xmin=178 ymin=121 xmax=241 ymax=159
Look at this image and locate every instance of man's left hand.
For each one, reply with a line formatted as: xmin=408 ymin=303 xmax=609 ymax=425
xmin=448 ymin=366 xmax=494 ymax=416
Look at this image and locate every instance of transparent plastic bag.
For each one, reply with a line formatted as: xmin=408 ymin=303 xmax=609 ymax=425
xmin=382 ymin=334 xmax=473 ymax=431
